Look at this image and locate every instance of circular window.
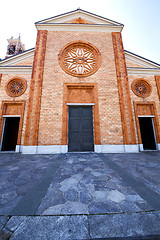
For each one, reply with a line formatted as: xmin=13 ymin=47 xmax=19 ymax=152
xmin=131 ymin=79 xmax=152 ymax=98
xmin=58 ymin=41 xmax=101 ymax=77
xmin=5 ymin=78 xmax=27 ymax=97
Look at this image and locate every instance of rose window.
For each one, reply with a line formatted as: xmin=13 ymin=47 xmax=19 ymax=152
xmin=131 ymin=79 xmax=151 ymax=98
xmin=5 ymin=78 xmax=27 ymax=97
xmin=59 ymin=41 xmax=101 ymax=77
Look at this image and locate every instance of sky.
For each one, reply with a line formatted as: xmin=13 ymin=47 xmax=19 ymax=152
xmin=0 ymin=0 xmax=160 ymax=64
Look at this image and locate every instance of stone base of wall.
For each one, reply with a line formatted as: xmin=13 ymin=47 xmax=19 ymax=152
xmin=16 ymin=144 xmax=140 ymax=154
xmin=95 ymin=144 xmax=139 ymax=153
xmin=16 ymin=144 xmax=160 ymax=154
xmin=19 ymin=145 xmax=68 ymax=154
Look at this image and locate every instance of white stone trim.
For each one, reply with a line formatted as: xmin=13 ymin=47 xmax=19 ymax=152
xmin=67 ymin=103 xmax=95 ymax=106
xmin=36 ymin=23 xmax=123 ymax=32
xmin=3 ymin=115 xmax=21 ymax=117
xmin=127 ymin=67 xmax=160 ymax=75
xmin=138 ymin=115 xmax=155 ymax=118
xmin=0 ymin=66 xmax=32 ymax=74
xmin=95 ymin=144 xmax=139 ymax=153
xmin=139 ymin=144 xmax=144 ymax=151
xmin=61 ymin=145 xmax=68 ymax=153
xmin=37 ymin=145 xmax=68 ymax=154
xmin=124 ymin=144 xmax=139 ymax=153
xmin=20 ymin=145 xmax=68 ymax=154
xmin=94 ymin=145 xmax=102 ymax=153
xmin=20 ymin=146 xmax=37 ymax=154
xmin=15 ymin=145 xmax=20 ymax=153
xmin=16 ymin=144 xmax=160 ymax=154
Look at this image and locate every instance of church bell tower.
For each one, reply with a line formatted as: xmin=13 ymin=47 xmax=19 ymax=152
xmin=6 ymin=36 xmax=25 ymax=58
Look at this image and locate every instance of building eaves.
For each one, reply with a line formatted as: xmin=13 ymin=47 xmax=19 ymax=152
xmin=125 ymin=50 xmax=160 ymax=68
xmin=0 ymin=47 xmax=35 ymax=63
xmin=35 ymin=8 xmax=123 ymax=26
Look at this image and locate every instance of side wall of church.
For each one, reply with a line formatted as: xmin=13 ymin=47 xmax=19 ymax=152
xmin=128 ymin=74 xmax=160 ymax=144
xmin=0 ymin=73 xmax=31 ymax=145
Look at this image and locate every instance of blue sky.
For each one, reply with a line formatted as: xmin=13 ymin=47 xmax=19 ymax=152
xmin=0 ymin=0 xmax=160 ymax=63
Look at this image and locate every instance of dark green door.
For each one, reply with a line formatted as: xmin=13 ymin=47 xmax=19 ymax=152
xmin=68 ymin=106 xmax=94 ymax=152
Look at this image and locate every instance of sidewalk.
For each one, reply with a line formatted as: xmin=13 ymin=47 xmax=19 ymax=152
xmin=0 ymin=152 xmax=160 ymax=239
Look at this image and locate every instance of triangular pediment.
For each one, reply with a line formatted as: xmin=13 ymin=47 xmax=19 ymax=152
xmin=0 ymin=48 xmax=34 ymax=66
xmin=125 ymin=50 xmax=160 ymax=69
xmin=35 ymin=9 xmax=123 ymax=26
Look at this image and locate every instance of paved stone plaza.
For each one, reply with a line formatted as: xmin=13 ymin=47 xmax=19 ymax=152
xmin=0 ymin=152 xmax=160 ymax=239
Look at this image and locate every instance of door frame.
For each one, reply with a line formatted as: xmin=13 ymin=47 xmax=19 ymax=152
xmin=68 ymin=104 xmax=95 ymax=152
xmin=134 ymin=101 xmax=160 ymax=151
xmin=0 ymin=101 xmax=25 ymax=152
xmin=62 ymin=83 xmax=101 ymax=149
xmin=138 ymin=115 xmax=157 ymax=151
xmin=1 ymin=116 xmax=21 ymax=151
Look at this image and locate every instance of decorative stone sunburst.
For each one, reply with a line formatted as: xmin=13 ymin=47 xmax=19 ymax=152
xmin=5 ymin=78 xmax=27 ymax=97
xmin=131 ymin=79 xmax=152 ymax=98
xmin=58 ymin=41 xmax=101 ymax=77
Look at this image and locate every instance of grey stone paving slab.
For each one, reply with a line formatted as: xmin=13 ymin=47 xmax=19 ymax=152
xmin=0 ymin=152 xmax=160 ymax=217
xmin=155 ymin=211 xmax=160 ymax=220
xmin=88 ymin=201 xmax=122 ymax=214
xmin=107 ymin=190 xmax=125 ymax=203
xmin=89 ymin=212 xmax=160 ymax=238
xmin=0 ymin=196 xmax=21 ymax=215
xmin=105 ymin=152 xmax=160 ymax=195
xmin=38 ymin=153 xmax=154 ymax=215
xmin=80 ymin=190 xmax=93 ymax=204
xmin=100 ymin=154 xmax=160 ymax=210
xmin=7 ymin=216 xmax=89 ymax=240
xmin=10 ymin=155 xmax=64 ymax=215
xmin=43 ymin=201 xmax=89 ymax=215
xmin=0 ymin=153 xmax=59 ymax=215
xmin=5 ymin=216 xmax=26 ymax=232
xmin=0 ymin=216 xmax=9 ymax=231
xmin=119 ymin=201 xmax=141 ymax=212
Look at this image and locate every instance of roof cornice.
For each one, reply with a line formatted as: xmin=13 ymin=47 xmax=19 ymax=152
xmin=36 ymin=23 xmax=123 ymax=32
xmin=0 ymin=48 xmax=35 ymax=66
xmin=125 ymin=50 xmax=160 ymax=69
xmin=0 ymin=66 xmax=32 ymax=74
xmin=127 ymin=67 xmax=160 ymax=75
xmin=35 ymin=8 xmax=123 ymax=26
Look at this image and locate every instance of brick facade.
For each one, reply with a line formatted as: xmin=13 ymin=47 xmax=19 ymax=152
xmin=0 ymin=9 xmax=160 ymax=153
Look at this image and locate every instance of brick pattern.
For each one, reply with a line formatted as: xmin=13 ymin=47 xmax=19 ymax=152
xmin=134 ymin=102 xmax=160 ymax=144
xmin=14 ymin=57 xmax=33 ymax=66
xmin=125 ymin=58 xmax=144 ymax=68
xmin=0 ymin=73 xmax=31 ymax=146
xmin=128 ymin=74 xmax=160 ymax=143
xmin=37 ymin=31 xmax=124 ymax=146
xmin=112 ymin=32 xmax=137 ymax=145
xmin=0 ymin=74 xmax=2 ymax=86
xmin=24 ymin=30 xmax=47 ymax=146
xmin=61 ymin=83 xmax=101 ymax=145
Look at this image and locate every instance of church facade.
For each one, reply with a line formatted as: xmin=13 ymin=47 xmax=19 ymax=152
xmin=0 ymin=9 xmax=160 ymax=154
